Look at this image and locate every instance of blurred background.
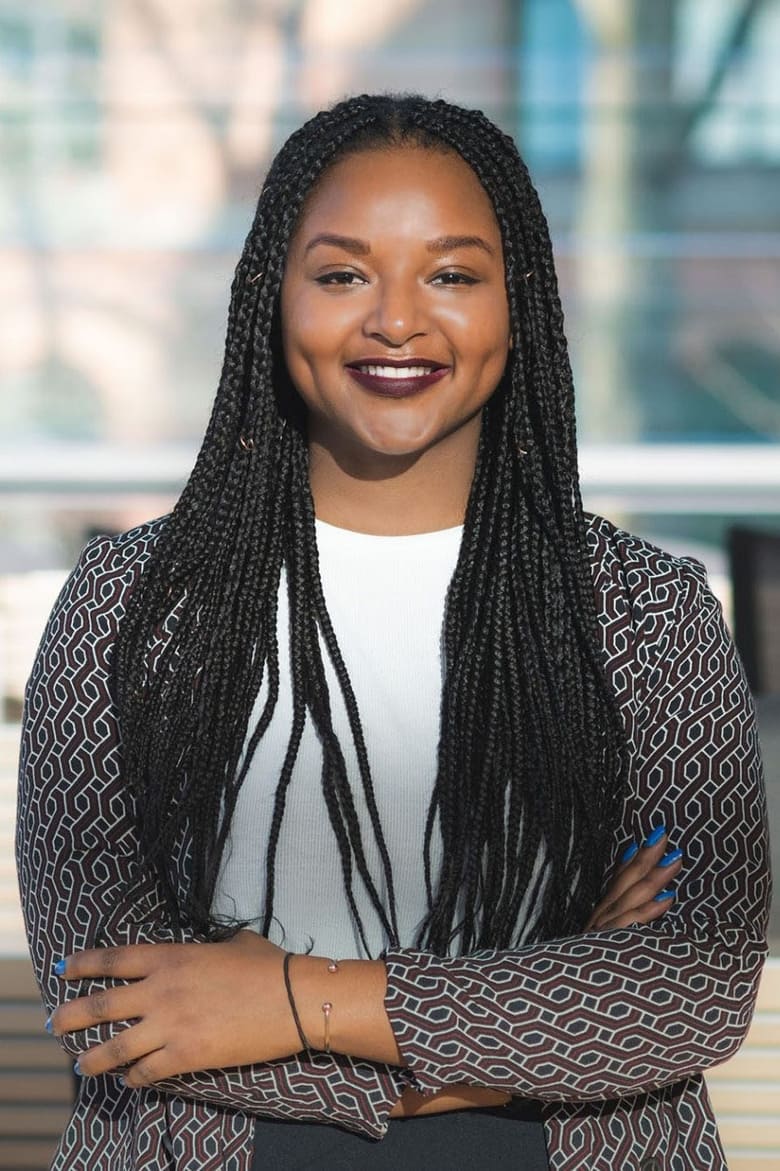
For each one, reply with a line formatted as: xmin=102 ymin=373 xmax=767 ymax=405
xmin=0 ymin=1 xmax=778 ymax=1166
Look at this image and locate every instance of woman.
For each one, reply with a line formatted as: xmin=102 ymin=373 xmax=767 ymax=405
xmin=17 ymin=94 xmax=769 ymax=1170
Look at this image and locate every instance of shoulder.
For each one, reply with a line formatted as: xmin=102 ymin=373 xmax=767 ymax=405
xmin=40 ymin=516 xmax=170 ymax=650
xmin=64 ymin=515 xmax=168 ymax=601
xmin=585 ymin=512 xmax=710 ymax=612
xmin=583 ymin=513 xmax=725 ymax=697
xmin=73 ymin=515 xmax=169 ymax=582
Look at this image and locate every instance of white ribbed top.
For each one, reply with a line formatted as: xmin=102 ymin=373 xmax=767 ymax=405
xmin=212 ymin=519 xmax=464 ymax=958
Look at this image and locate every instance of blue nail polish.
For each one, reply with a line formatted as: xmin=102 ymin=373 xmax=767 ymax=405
xmin=658 ymin=848 xmax=683 ymax=868
xmin=620 ymin=841 xmax=639 ymax=863
xmin=45 ymin=1016 xmax=53 ymax=1034
xmin=653 ymin=889 xmax=675 ymax=902
xmin=644 ymin=825 xmax=667 ymax=848
xmin=118 ymin=1076 xmax=126 ymax=1088
xmin=54 ymin=959 xmax=66 ymax=976
xmin=73 ymin=1061 xmax=82 ymax=1076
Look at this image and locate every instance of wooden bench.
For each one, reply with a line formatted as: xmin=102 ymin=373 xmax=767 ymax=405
xmin=0 ymin=959 xmax=71 ymax=1171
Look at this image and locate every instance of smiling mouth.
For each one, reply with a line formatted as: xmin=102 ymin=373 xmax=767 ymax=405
xmin=345 ymin=361 xmax=449 ymax=398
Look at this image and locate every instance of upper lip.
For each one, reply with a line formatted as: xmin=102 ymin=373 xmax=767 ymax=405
xmin=346 ymin=357 xmax=448 ymax=370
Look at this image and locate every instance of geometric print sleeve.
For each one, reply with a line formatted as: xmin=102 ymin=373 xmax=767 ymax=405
xmin=383 ymin=519 xmax=770 ymax=1105
xmin=15 ymin=529 xmax=402 ymax=1143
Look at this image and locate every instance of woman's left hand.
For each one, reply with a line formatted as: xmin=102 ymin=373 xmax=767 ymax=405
xmin=585 ymin=826 xmax=683 ymax=931
xmin=50 ymin=931 xmax=301 ymax=1086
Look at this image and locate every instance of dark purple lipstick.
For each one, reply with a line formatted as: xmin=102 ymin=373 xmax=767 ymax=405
xmin=345 ymin=358 xmax=449 ymax=399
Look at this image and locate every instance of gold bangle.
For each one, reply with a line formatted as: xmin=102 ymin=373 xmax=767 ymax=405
xmin=321 ymin=1000 xmax=332 ymax=1054
xmin=322 ymin=959 xmax=339 ymax=1053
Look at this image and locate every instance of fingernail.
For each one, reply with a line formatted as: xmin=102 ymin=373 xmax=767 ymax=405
xmin=620 ymin=841 xmax=639 ymax=863
xmin=45 ymin=1016 xmax=53 ymax=1034
xmin=653 ymin=889 xmax=675 ymax=902
xmin=54 ymin=959 xmax=66 ymax=976
xmin=73 ymin=1061 xmax=82 ymax=1076
xmin=658 ymin=848 xmax=683 ymax=868
xmin=644 ymin=825 xmax=667 ymax=848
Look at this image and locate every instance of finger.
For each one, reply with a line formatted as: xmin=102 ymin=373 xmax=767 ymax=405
xmin=589 ymin=854 xmax=683 ymax=929
xmin=51 ymin=982 xmax=143 ymax=1037
xmin=599 ymin=891 xmax=676 ymax=931
xmin=615 ymin=824 xmax=670 ymax=880
xmin=586 ymin=844 xmax=683 ymax=930
xmin=587 ymin=837 xmax=667 ymax=925
xmin=123 ymin=1049 xmax=173 ymax=1088
xmin=74 ymin=1020 xmax=162 ymax=1078
xmin=55 ymin=944 xmax=168 ymax=982
xmin=586 ymin=825 xmax=675 ymax=928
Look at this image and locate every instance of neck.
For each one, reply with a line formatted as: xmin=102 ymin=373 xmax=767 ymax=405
xmin=307 ymin=423 xmax=479 ymax=536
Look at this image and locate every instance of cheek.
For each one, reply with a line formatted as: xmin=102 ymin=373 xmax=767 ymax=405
xmin=285 ymin=326 xmax=357 ymax=416
xmin=282 ymin=284 xmax=357 ymax=358
xmin=472 ymin=316 xmax=512 ymax=403
xmin=280 ymin=291 xmax=350 ymax=412
xmin=472 ymin=311 xmax=512 ymax=382
xmin=279 ymin=312 xmax=313 ymax=407
xmin=442 ymin=294 xmax=510 ymax=358
xmin=280 ymin=288 xmax=323 ymax=392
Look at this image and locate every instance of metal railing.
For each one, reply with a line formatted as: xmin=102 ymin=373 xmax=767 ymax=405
xmin=1 ymin=443 xmax=778 ymax=515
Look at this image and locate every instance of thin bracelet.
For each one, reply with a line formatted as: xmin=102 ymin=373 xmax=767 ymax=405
xmin=321 ymin=959 xmax=339 ymax=1054
xmin=321 ymin=1000 xmax=333 ymax=1054
xmin=283 ymin=952 xmax=311 ymax=1052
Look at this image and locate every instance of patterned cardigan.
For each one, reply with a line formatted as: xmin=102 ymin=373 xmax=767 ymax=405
xmin=16 ymin=514 xmax=770 ymax=1171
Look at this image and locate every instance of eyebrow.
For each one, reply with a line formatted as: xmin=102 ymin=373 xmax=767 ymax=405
xmin=304 ymin=233 xmax=370 ymax=256
xmin=426 ymin=235 xmax=495 ymax=257
xmin=303 ymin=232 xmax=495 ymax=257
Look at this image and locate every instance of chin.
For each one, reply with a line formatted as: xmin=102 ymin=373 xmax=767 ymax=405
xmin=364 ymin=436 xmax=439 ymax=460
xmin=358 ymin=421 xmax=446 ymax=457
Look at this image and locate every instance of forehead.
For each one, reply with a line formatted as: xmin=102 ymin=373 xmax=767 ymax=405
xmin=291 ymin=145 xmax=502 ymax=248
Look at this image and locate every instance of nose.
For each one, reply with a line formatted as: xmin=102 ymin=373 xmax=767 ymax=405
xmin=363 ymin=275 xmax=427 ymax=347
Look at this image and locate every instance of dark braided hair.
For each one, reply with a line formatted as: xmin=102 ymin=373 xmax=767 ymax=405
xmin=113 ymin=93 xmax=627 ymax=955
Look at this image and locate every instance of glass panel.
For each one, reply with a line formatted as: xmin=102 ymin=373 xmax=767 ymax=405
xmin=1 ymin=0 xmax=778 ymax=957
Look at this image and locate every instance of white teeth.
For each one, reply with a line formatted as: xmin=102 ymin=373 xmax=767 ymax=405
xmin=357 ymin=365 xmax=436 ymax=378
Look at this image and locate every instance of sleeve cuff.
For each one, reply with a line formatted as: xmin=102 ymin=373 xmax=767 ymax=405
xmin=384 ymin=947 xmax=497 ymax=1093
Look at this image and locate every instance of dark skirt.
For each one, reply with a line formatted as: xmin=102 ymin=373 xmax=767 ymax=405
xmin=251 ymin=1098 xmax=549 ymax=1169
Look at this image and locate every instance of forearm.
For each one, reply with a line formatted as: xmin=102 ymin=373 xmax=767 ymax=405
xmin=278 ymin=829 xmax=705 ymax=1082
xmin=36 ymin=916 xmax=410 ymax=1135
xmin=381 ymin=923 xmax=767 ymax=1100
xmin=289 ymin=955 xmax=402 ymax=1067
xmin=157 ymin=954 xmax=504 ymax=1123
xmin=155 ymin=1054 xmax=405 ymax=1138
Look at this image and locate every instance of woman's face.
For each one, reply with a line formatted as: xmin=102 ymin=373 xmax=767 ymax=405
xmin=280 ymin=144 xmax=511 ymax=467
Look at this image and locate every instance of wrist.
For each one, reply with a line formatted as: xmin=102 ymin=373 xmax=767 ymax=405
xmin=282 ymin=951 xmax=311 ymax=1053
xmin=287 ymin=954 xmax=401 ymax=1065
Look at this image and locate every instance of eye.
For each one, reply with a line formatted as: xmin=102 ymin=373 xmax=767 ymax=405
xmin=430 ymin=270 xmax=479 ymax=287
xmin=314 ymin=270 xmax=367 ymax=287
